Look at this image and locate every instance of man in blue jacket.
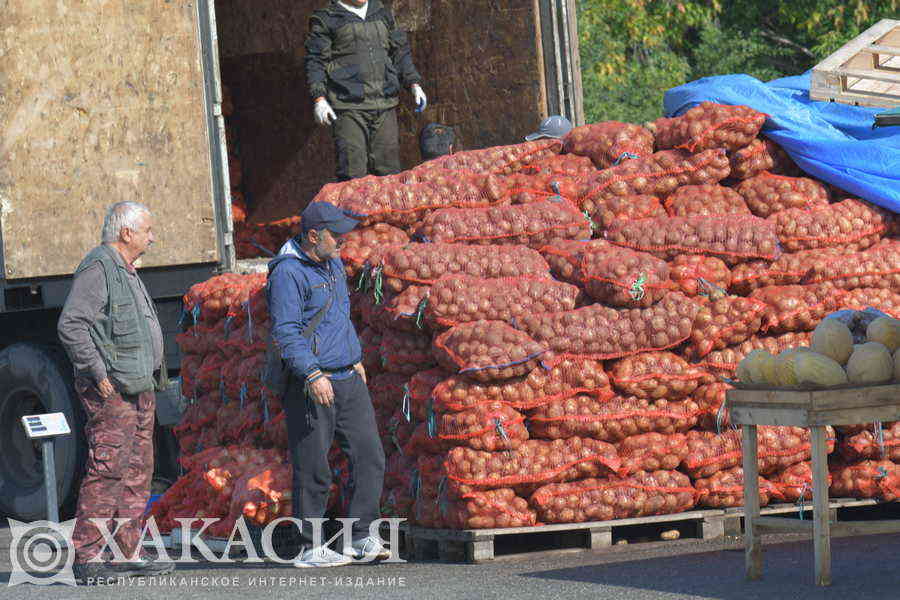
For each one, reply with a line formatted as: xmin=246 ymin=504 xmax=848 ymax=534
xmin=267 ymin=201 xmax=386 ymax=568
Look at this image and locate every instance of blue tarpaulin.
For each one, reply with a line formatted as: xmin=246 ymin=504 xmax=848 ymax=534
xmin=663 ymin=73 xmax=900 ymax=214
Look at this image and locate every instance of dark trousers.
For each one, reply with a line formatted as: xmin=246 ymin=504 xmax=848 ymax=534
xmin=332 ymin=108 xmax=401 ymax=181
xmin=283 ymin=372 xmax=385 ymax=546
xmin=71 ymin=377 xmax=155 ymax=563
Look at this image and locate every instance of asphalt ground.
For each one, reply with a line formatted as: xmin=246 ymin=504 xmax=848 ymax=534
xmin=1 ymin=520 xmax=899 ymax=600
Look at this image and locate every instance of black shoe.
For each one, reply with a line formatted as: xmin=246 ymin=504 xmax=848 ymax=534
xmin=109 ymin=555 xmax=176 ymax=577
xmin=73 ymin=562 xmax=121 ymax=586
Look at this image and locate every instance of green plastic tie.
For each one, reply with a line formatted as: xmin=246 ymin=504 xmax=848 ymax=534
xmin=629 ymin=273 xmax=647 ymax=301
xmin=494 ymin=418 xmax=509 ymax=442
xmin=401 ymin=384 xmax=412 ymax=423
xmin=415 ymin=296 xmax=429 ymax=329
xmin=356 ymin=265 xmax=370 ymax=292
xmin=426 ymin=399 xmax=437 ymax=438
xmin=583 ymin=210 xmax=597 ymax=234
xmin=373 ymin=266 xmax=384 ymax=305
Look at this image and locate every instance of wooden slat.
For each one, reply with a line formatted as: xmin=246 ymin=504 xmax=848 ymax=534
xmin=730 ymin=406 xmax=810 ymax=427
xmin=743 ymin=425 xmax=762 ymax=581
xmin=834 ymin=67 xmax=900 ymax=85
xmin=808 ymin=406 xmax=900 ymax=426
xmin=753 ymin=516 xmax=813 ymax=534
xmin=829 ymin=520 xmax=900 ymax=537
xmin=865 ymin=44 xmax=900 ymax=57
xmin=811 ymin=426 xmax=832 ymax=586
xmin=816 ymin=20 xmax=899 ymax=72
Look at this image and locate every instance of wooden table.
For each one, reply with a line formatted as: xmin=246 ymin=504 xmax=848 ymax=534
xmin=727 ymin=383 xmax=900 ymax=586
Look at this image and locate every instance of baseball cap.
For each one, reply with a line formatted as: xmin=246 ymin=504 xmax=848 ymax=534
xmin=300 ymin=201 xmax=359 ymax=235
xmin=525 ymin=115 xmax=573 ymax=141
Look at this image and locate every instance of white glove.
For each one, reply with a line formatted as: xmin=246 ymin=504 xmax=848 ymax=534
xmin=314 ymin=98 xmax=337 ymax=125
xmin=412 ymin=84 xmax=427 ymax=113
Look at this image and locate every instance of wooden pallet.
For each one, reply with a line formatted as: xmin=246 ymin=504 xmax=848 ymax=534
xmin=810 ymin=19 xmax=900 ymax=108
xmin=406 ymin=509 xmax=727 ymax=563
xmin=720 ymin=498 xmax=885 ymax=536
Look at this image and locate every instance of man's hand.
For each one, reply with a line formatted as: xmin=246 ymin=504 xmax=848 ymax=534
xmin=97 ymin=378 xmax=115 ymax=399
xmin=412 ymin=84 xmax=427 ymax=113
xmin=314 ymin=98 xmax=337 ymax=125
xmin=308 ymin=376 xmax=335 ymax=406
xmin=353 ymin=362 xmax=367 ymax=385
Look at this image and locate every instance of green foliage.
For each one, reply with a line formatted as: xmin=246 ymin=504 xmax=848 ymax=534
xmin=578 ymin=0 xmax=899 ymax=124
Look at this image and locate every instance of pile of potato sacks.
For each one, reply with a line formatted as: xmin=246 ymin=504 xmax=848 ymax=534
xmin=156 ymin=100 xmax=899 ymax=535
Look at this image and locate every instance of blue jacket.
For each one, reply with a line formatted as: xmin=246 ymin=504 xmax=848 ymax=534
xmin=267 ymin=239 xmax=362 ymax=380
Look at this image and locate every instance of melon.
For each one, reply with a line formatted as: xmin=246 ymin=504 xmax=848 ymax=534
xmin=736 ymin=349 xmax=775 ymax=385
xmin=846 ymin=342 xmax=893 ymax=384
xmin=794 ymin=352 xmax=848 ymax=388
xmin=895 ymin=349 xmax=900 ymax=383
xmin=811 ymin=319 xmax=854 ymax=365
xmin=774 ymin=347 xmax=812 ymax=387
xmin=866 ymin=317 xmax=900 ymax=353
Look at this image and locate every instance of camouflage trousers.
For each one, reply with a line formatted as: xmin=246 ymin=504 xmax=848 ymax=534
xmin=71 ymin=376 xmax=155 ymax=563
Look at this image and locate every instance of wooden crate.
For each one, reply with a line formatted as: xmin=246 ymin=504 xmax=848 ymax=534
xmin=810 ymin=19 xmax=900 ymax=108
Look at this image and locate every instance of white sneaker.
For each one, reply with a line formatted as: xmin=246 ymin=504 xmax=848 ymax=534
xmin=343 ymin=536 xmax=391 ymax=561
xmin=292 ymin=545 xmax=353 ymax=568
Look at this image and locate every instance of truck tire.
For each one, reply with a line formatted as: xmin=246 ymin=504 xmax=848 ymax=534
xmin=0 ymin=343 xmax=85 ymax=520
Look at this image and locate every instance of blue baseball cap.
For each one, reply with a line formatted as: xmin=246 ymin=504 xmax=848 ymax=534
xmin=300 ymin=201 xmax=359 ymax=235
xmin=525 ymin=115 xmax=573 ymax=141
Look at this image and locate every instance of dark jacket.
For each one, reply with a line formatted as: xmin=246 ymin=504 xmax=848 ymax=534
xmin=304 ymin=0 xmax=421 ymax=110
xmin=267 ymin=239 xmax=362 ymax=380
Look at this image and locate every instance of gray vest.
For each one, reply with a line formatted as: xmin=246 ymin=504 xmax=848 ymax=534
xmin=74 ymin=245 xmax=159 ymax=395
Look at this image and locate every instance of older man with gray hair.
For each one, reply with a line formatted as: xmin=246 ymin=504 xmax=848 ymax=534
xmin=58 ymin=201 xmax=174 ymax=584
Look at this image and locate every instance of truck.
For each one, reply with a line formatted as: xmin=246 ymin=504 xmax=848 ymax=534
xmin=0 ymin=0 xmax=582 ymax=520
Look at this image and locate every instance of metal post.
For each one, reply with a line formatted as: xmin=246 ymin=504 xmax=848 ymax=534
xmin=42 ymin=438 xmax=58 ymax=523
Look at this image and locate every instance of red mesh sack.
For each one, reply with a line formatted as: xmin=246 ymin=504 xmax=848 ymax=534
xmin=415 ymin=197 xmax=591 ymax=248
xmin=406 ymin=402 xmax=528 ymax=454
xmin=608 ymin=351 xmax=711 ymax=400
xmin=695 ymin=466 xmax=785 ymax=508
xmin=527 ymin=395 xmax=702 ymax=442
xmin=617 ymin=433 xmax=690 ymax=474
xmin=591 ymin=194 xmax=668 ymax=230
xmin=694 ymin=382 xmax=733 ymax=432
xmin=539 ymin=239 xmax=614 ymax=284
xmin=516 ymin=292 xmax=701 ymax=362
xmin=729 ymin=246 xmax=861 ymax=295
xmin=750 ymin=284 xmax=851 ymax=333
xmin=365 ymin=285 xmax=430 ymax=333
xmin=425 ymin=275 xmax=581 ymax=328
xmin=799 ymin=241 xmax=900 ymax=291
xmin=578 ymin=149 xmax=731 ymax=214
xmin=830 ymin=461 xmax=900 ymax=501
xmin=687 ymin=295 xmax=768 ymax=358
xmin=698 ymin=332 xmax=812 ymax=376
xmin=770 ymin=462 xmax=829 ymax=502
xmin=648 ymin=102 xmax=766 ymax=152
xmin=444 ymin=437 xmax=622 ymax=496
xmin=519 ymin=153 xmax=597 ymax=177
xmin=432 ymin=320 xmax=549 ymax=382
xmin=183 ymin=273 xmax=267 ymax=324
xmin=379 ymin=328 xmax=435 ymax=375
xmin=340 ymin=224 xmax=409 ymax=278
xmin=529 ymin=470 xmax=696 ymax=523
xmin=768 ymin=199 xmax=891 ymax=252
xmin=369 ymin=372 xmax=409 ymax=412
xmin=375 ymin=243 xmax=550 ymax=293
xmin=606 ymin=214 xmax=781 ymax=265
xmin=729 ymin=138 xmax=800 ymax=180
xmin=381 ymin=486 xmax=414 ymax=519
xmin=443 ymin=488 xmax=537 ymax=529
xmin=432 ymin=358 xmax=611 ymax=413
xmin=735 ymin=172 xmax=830 ymax=218
xmin=663 ymin=185 xmax=751 ymax=217
xmin=840 ymin=288 xmax=900 ymax=319
xmin=576 ymin=246 xmax=673 ymax=308
xmin=403 ymin=367 xmax=451 ymax=422
xmin=416 ymin=139 xmax=563 ymax=174
xmin=359 ymin=327 xmax=383 ymax=378
xmin=562 ymin=121 xmax=655 ymax=169
xmin=499 ymin=172 xmax=579 ymax=205
xmin=840 ymin=422 xmax=900 ymax=462
xmin=669 ymin=255 xmax=732 ymax=297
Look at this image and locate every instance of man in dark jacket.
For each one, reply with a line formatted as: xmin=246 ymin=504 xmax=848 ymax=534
xmin=304 ymin=0 xmax=426 ymax=181
xmin=57 ymin=202 xmax=175 ymax=584
xmin=268 ymin=201 xmax=387 ymax=568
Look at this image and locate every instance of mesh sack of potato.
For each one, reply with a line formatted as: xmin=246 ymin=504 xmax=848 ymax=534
xmin=358 ymin=326 xmax=384 ymax=377
xmin=380 ymin=486 xmax=415 ymax=519
xmin=694 ymin=382 xmax=734 ymax=432
xmin=606 ymin=214 xmax=781 ymax=265
xmin=840 ymin=422 xmax=900 ymax=462
xmin=663 ymin=184 xmax=751 ymax=217
xmin=500 ymin=172 xmax=582 ymax=205
xmin=698 ymin=331 xmax=812 ymax=376
xmin=768 ymin=198 xmax=891 ymax=253
xmin=527 ymin=395 xmax=702 ymax=442
xmin=519 ymin=153 xmax=597 ymax=177
xmin=369 ymin=372 xmax=409 ymax=412
xmin=750 ymin=284 xmax=851 ymax=334
xmin=735 ymin=172 xmax=830 ymax=218
xmin=376 ymin=285 xmax=431 ymax=332
xmin=608 ymin=351 xmax=711 ymax=400
xmin=729 ymin=138 xmax=800 ymax=179
xmin=425 ymin=275 xmax=581 ymax=328
xmin=591 ymin=194 xmax=668 ymax=230
xmin=415 ymin=139 xmax=563 ymax=174
xmin=516 ymin=292 xmax=701 ymax=362
xmin=415 ymin=197 xmax=591 ymax=248
xmin=687 ymin=295 xmax=768 ymax=358
xmin=529 ymin=470 xmax=696 ymax=523
xmin=340 ymin=224 xmax=409 ymax=278
xmin=402 ymin=367 xmax=450 ymax=422
xmin=648 ymin=102 xmax=766 ymax=152
xmin=799 ymin=241 xmax=900 ymax=291
xmin=405 ymin=402 xmax=528 ymax=454
xmin=539 ymin=239 xmax=615 ymax=284
xmin=431 ymin=358 xmax=611 ymax=413
xmin=378 ymin=328 xmax=435 ymax=375
xmin=374 ymin=243 xmax=550 ymax=294
xmin=829 ymin=460 xmax=900 ymax=501
xmin=576 ymin=246 xmax=674 ymax=308
xmin=770 ymin=462 xmax=827 ymax=502
xmin=562 ymin=121 xmax=655 ymax=169
xmin=729 ymin=246 xmax=862 ymax=295
xmin=443 ymin=437 xmax=622 ymax=496
xmin=442 ymin=488 xmax=538 ymax=529
xmin=669 ymin=255 xmax=732 ymax=297
xmin=694 ymin=466 xmax=785 ymax=508
xmin=432 ymin=320 xmax=549 ymax=382
xmin=578 ymin=149 xmax=731 ymax=214
xmin=616 ymin=433 xmax=690 ymax=474
xmin=840 ymin=288 xmax=900 ymax=319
